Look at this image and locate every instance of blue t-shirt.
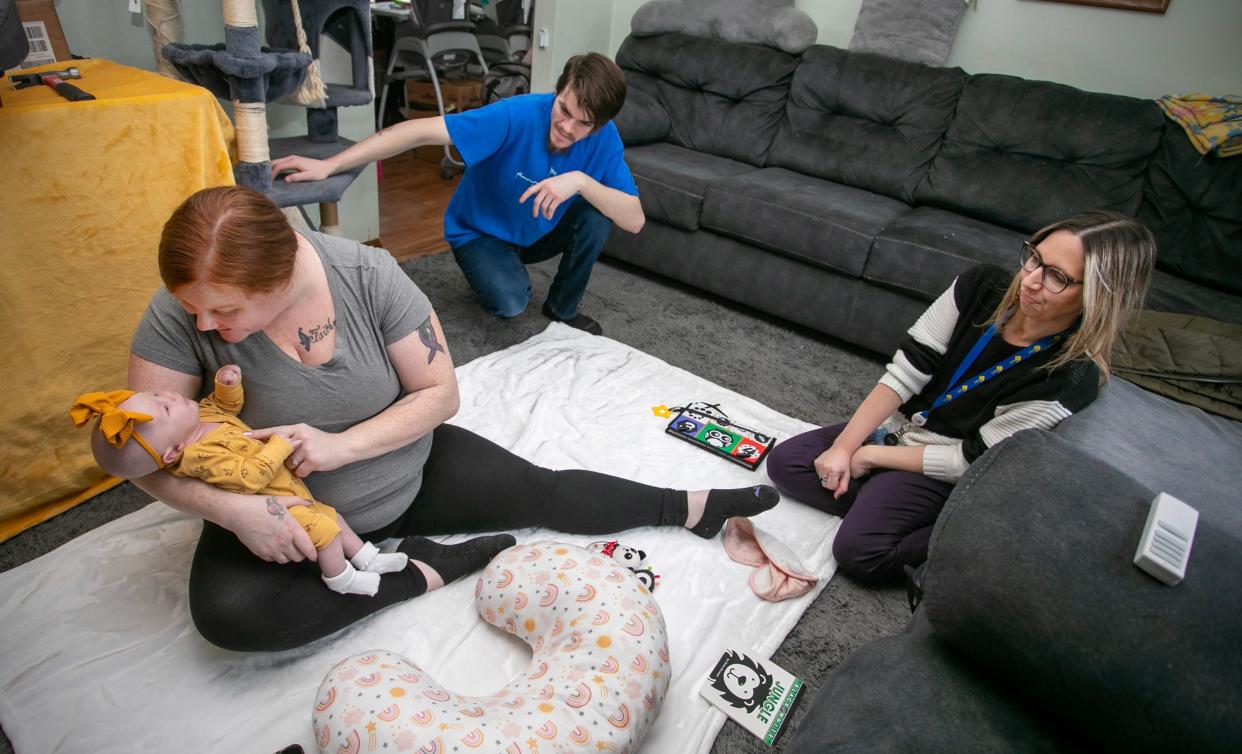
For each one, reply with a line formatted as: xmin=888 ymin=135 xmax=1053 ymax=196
xmin=443 ymin=93 xmax=639 ymax=248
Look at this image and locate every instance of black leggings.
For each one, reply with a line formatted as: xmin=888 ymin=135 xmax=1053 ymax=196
xmin=187 ymin=424 xmax=687 ymax=651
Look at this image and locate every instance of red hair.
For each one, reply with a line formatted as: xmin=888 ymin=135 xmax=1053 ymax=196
xmin=158 ymin=186 xmax=297 ymax=293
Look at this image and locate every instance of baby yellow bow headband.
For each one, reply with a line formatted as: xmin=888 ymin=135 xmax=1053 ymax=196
xmin=69 ymin=390 xmax=166 ymax=469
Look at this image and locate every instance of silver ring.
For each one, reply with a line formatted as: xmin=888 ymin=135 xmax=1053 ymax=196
xmin=292 ymin=458 xmax=303 ymax=467
xmin=818 ymin=475 xmax=830 ymax=482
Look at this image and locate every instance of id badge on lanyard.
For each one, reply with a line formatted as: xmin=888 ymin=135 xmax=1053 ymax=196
xmin=911 ymin=324 xmax=1061 ymax=427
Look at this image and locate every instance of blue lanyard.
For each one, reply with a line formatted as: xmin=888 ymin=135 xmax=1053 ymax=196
xmin=912 ymin=324 xmax=1061 ymax=427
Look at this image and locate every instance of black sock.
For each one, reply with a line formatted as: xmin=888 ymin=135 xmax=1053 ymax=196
xmin=398 ymin=533 xmax=516 ymax=585
xmin=542 ymin=303 xmax=602 ymax=335
xmin=689 ymin=485 xmax=780 ymax=539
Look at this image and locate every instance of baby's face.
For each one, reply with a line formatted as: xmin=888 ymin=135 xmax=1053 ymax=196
xmin=121 ymin=391 xmax=199 ymax=457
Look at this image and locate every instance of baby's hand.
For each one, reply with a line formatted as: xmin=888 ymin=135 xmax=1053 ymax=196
xmin=216 ymin=364 xmax=241 ymax=386
xmin=267 ymin=430 xmax=300 ymax=445
xmin=245 ymin=428 xmax=301 ymax=455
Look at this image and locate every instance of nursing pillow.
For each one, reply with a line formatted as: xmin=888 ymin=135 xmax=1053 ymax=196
xmin=313 ymin=542 xmax=671 ymax=753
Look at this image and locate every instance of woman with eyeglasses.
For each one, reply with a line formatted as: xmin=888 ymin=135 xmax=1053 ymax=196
xmin=766 ymin=211 xmax=1156 ymax=583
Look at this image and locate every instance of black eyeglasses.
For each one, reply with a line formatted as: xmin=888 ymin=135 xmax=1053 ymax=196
xmin=1020 ymin=241 xmax=1082 ymax=294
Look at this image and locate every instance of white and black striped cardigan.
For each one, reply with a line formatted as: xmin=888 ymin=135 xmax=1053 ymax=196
xmin=877 ymin=264 xmax=1099 ymax=482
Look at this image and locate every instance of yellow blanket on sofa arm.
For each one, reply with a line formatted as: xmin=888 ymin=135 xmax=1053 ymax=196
xmin=1156 ymin=93 xmax=1242 ymax=158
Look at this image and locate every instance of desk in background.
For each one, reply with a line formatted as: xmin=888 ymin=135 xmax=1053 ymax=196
xmin=0 ymin=59 xmax=235 ymax=541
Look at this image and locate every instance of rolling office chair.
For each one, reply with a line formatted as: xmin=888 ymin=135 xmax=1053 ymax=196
xmin=475 ymin=0 xmax=531 ymax=109
xmin=467 ymin=0 xmax=532 ymax=67
xmin=376 ymin=0 xmax=489 ymax=178
xmin=472 ymin=13 xmax=510 ymax=68
xmin=494 ymin=0 xmax=532 ymax=62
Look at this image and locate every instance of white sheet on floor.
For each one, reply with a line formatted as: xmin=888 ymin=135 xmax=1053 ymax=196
xmin=0 ymin=324 xmax=840 ymax=754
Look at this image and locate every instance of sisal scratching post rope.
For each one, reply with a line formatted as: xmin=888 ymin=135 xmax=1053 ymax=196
xmin=143 ymin=0 xmax=183 ymax=79
xmin=284 ymin=0 xmax=328 ymax=108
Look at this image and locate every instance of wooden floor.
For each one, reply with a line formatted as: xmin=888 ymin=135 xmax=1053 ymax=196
xmin=376 ymin=149 xmax=461 ymax=262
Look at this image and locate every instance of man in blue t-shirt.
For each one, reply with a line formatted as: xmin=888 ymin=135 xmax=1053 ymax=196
xmin=273 ymin=53 xmax=644 ymax=335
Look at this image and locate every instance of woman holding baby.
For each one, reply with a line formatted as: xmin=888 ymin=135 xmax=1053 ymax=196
xmin=121 ymin=186 xmax=776 ymax=651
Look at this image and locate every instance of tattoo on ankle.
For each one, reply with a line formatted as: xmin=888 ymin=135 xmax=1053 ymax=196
xmin=297 ymin=318 xmax=336 ymax=352
xmin=266 ymin=497 xmax=285 ymax=519
xmin=417 ymin=316 xmax=446 ymax=364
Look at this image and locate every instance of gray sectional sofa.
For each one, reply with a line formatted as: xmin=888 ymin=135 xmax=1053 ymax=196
xmin=607 ymin=33 xmax=1242 ymax=357
xmin=605 ymin=31 xmax=1242 ymax=751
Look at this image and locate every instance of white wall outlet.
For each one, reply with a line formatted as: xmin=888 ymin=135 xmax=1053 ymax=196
xmin=1133 ymin=492 xmax=1198 ymax=586
xmin=129 ymin=0 xmax=142 ymax=15
xmin=537 ymin=27 xmax=549 ymax=49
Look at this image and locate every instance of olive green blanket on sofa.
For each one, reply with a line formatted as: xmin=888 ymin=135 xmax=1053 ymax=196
xmin=1112 ymin=311 xmax=1242 ymax=421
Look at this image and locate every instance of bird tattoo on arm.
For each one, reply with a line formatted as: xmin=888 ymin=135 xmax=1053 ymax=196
xmin=418 ymin=316 xmax=445 ymax=364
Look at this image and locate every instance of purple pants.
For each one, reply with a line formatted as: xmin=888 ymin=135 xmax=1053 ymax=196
xmin=767 ymin=422 xmax=955 ymax=583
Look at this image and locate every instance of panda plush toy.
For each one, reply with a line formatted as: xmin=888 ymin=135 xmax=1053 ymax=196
xmin=588 ymin=540 xmax=660 ymax=592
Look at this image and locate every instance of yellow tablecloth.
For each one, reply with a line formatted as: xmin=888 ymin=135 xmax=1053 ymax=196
xmin=0 ymin=59 xmax=235 ymax=541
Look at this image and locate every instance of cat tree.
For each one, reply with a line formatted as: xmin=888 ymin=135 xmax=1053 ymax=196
xmin=162 ymin=0 xmax=372 ymax=234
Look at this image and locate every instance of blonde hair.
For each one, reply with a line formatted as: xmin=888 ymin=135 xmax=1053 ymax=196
xmin=988 ymin=211 xmax=1156 ymax=380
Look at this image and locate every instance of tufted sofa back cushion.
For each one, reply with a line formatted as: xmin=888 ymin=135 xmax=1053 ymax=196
xmin=1139 ymin=121 xmax=1242 ymax=296
xmin=915 ymin=74 xmax=1164 ymax=233
xmin=768 ymin=46 xmax=966 ymax=203
xmin=615 ymin=33 xmax=798 ymax=166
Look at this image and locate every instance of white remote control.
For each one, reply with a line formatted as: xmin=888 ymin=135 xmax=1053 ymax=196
xmin=1133 ymin=492 xmax=1198 ymax=586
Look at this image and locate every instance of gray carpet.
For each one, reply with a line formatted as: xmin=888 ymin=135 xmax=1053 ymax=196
xmin=0 ymin=251 xmax=910 ymax=753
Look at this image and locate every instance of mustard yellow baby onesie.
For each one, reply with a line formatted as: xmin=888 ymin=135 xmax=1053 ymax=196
xmin=172 ymin=377 xmax=341 ymax=548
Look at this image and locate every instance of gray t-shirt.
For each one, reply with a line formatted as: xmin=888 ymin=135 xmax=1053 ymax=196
xmin=131 ymin=231 xmax=434 ymax=532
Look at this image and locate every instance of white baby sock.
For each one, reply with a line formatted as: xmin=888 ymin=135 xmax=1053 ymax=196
xmin=322 ymin=562 xmax=381 ymax=596
xmin=350 ymin=541 xmax=409 ymax=574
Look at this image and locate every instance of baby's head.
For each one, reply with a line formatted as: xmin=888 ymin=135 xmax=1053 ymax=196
xmin=70 ymin=390 xmax=200 ymax=478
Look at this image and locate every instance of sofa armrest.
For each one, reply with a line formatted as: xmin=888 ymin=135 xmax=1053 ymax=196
xmin=922 ymin=429 xmax=1242 ymax=753
xmin=784 ymin=610 xmax=1089 ymax=753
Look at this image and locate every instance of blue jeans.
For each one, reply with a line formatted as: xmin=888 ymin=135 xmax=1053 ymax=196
xmin=450 ymin=199 xmax=613 ymax=318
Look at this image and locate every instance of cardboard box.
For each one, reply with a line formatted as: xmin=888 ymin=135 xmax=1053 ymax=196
xmin=404 ymin=76 xmax=483 ymax=115
xmin=400 ymin=78 xmax=483 ymax=165
xmin=15 ymin=0 xmax=71 ymax=68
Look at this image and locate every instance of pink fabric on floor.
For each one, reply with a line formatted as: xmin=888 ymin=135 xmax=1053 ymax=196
xmin=723 ymin=517 xmax=818 ymax=601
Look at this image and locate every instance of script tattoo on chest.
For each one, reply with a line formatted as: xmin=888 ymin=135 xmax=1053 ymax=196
xmin=418 ymin=316 xmax=446 ymax=364
xmin=297 ymin=318 xmax=335 ymax=352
